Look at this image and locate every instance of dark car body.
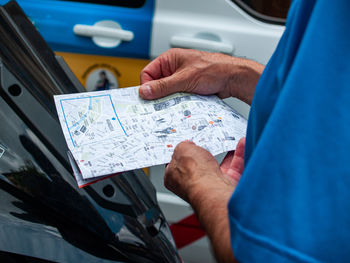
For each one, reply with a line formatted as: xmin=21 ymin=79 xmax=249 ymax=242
xmin=0 ymin=1 xmax=181 ymax=262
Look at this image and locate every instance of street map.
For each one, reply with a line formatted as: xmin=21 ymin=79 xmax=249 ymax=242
xmin=54 ymin=86 xmax=247 ymax=187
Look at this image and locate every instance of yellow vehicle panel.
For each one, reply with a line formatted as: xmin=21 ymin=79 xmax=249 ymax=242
xmin=56 ymin=52 xmax=150 ymax=90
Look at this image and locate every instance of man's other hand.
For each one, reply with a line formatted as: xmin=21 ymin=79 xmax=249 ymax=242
xmin=164 ymin=138 xmax=245 ymax=263
xmin=164 ymin=138 xmax=245 ymax=203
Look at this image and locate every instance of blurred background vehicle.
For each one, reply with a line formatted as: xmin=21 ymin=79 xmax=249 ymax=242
xmin=0 ymin=0 xmax=291 ymax=262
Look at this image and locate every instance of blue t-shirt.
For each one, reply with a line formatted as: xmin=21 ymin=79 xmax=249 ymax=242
xmin=228 ymin=0 xmax=350 ymax=262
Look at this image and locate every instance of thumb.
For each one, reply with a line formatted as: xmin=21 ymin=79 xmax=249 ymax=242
xmin=139 ymin=74 xmax=186 ymax=100
xmin=226 ymin=137 xmax=246 ymax=181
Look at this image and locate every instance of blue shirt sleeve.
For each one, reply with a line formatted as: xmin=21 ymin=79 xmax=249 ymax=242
xmin=228 ymin=0 xmax=350 ymax=262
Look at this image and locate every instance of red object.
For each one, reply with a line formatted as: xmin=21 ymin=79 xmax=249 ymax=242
xmin=79 ymin=173 xmax=121 ymax=188
xmin=170 ymin=214 xmax=206 ymax=249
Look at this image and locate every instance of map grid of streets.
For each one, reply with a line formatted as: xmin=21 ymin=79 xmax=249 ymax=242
xmin=54 ymin=86 xmax=247 ymax=185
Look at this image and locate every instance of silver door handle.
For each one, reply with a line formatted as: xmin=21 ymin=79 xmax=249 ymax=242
xmin=170 ymin=35 xmax=233 ymax=54
xmin=73 ymin=24 xmax=134 ymax=42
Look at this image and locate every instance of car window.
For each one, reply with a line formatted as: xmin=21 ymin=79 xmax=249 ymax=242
xmin=232 ymin=0 xmax=291 ymax=24
xmin=56 ymin=0 xmax=146 ymax=8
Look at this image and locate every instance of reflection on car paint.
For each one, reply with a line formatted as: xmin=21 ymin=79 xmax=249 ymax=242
xmin=0 ymin=2 xmax=180 ymax=261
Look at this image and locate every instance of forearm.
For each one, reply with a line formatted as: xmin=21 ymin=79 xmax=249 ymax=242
xmin=227 ymin=57 xmax=265 ymax=105
xmin=188 ymin=176 xmax=238 ymax=263
xmin=163 ymin=140 xmax=244 ymax=262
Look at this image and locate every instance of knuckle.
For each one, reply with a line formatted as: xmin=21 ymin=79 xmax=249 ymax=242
xmin=140 ymin=68 xmax=146 ymax=77
xmin=178 ymin=140 xmax=194 ymax=148
xmin=168 ymin=48 xmax=179 ymax=55
xmin=164 ymin=174 xmax=171 ymax=190
xmin=173 ymin=141 xmax=196 ymax=157
xmin=174 ymin=141 xmax=187 ymax=152
xmin=164 ymin=166 xmax=175 ymax=190
xmin=158 ymin=79 xmax=168 ymax=96
xmin=140 ymin=70 xmax=146 ymax=82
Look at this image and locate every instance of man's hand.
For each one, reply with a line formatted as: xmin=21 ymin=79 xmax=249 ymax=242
xmin=164 ymin=138 xmax=245 ymax=263
xmin=139 ymin=48 xmax=264 ymax=105
xmin=141 ymin=48 xmax=250 ymax=262
xmin=220 ymin=137 xmax=245 ymax=183
xmin=165 ymin=141 xmax=228 ymax=202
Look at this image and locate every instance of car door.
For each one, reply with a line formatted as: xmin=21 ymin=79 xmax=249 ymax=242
xmin=151 ymin=0 xmax=286 ymax=64
xmin=0 ymin=0 xmax=155 ymax=91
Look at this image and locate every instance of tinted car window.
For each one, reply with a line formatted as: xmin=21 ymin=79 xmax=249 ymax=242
xmin=232 ymin=0 xmax=291 ymax=24
xmin=57 ymin=0 xmax=146 ymax=8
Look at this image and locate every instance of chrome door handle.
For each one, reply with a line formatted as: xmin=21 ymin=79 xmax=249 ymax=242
xmin=74 ymin=24 xmax=134 ymax=41
xmin=73 ymin=21 xmax=134 ymax=48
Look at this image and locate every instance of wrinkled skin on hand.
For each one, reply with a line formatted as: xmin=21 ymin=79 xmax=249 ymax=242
xmin=164 ymin=138 xmax=245 ymax=203
xmin=140 ymin=48 xmax=239 ymax=100
xmin=139 ymin=48 xmax=263 ymax=105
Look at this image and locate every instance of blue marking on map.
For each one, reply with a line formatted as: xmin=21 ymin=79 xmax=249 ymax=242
xmin=60 ymin=99 xmax=75 ymax=147
xmin=60 ymin=94 xmax=127 ymax=147
xmin=109 ymin=95 xmax=127 ymax=136
xmin=69 ymin=97 xmax=91 ymax=130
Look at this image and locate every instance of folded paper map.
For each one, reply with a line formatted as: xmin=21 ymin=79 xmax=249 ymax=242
xmin=54 ymin=86 xmax=247 ymax=187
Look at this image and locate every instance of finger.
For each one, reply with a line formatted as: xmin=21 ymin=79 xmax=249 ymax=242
xmin=164 ymin=162 xmax=170 ymax=181
xmin=164 ymin=159 xmax=176 ymax=191
xmin=139 ymin=73 xmax=188 ymax=100
xmin=220 ymin=151 xmax=235 ymax=173
xmin=140 ymin=58 xmax=165 ymax=84
xmin=141 ymin=70 xmax=157 ymax=84
xmin=164 ymin=159 xmax=173 ymax=175
xmin=171 ymin=141 xmax=198 ymax=165
xmin=173 ymin=141 xmax=196 ymax=154
xmin=228 ymin=137 xmax=246 ymax=175
xmin=234 ymin=137 xmax=246 ymax=160
xmin=140 ymin=49 xmax=179 ymax=85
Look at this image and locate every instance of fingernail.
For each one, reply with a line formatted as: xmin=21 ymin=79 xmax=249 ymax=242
xmin=227 ymin=169 xmax=235 ymax=176
xmin=227 ymin=168 xmax=241 ymax=181
xmin=141 ymin=85 xmax=152 ymax=98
